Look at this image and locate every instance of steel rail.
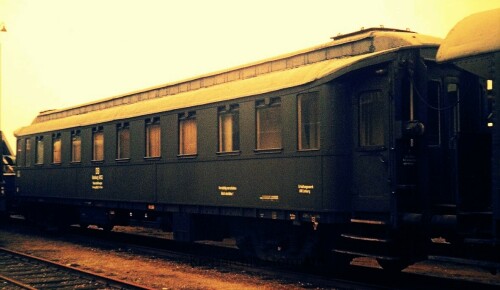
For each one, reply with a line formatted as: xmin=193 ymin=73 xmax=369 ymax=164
xmin=0 ymin=247 xmax=152 ymax=290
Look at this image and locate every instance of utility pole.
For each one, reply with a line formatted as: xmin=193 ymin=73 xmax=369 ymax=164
xmin=0 ymin=22 xmax=6 ymax=199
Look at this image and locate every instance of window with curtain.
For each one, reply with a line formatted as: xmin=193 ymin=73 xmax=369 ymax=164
xmin=179 ymin=112 xmax=197 ymax=155
xmin=71 ymin=130 xmax=81 ymax=163
xmin=359 ymin=90 xmax=384 ymax=147
xmin=52 ymin=133 xmax=62 ymax=164
xmin=256 ymin=98 xmax=282 ymax=150
xmin=298 ymin=92 xmax=320 ymax=150
xmin=25 ymin=138 xmax=32 ymax=167
xmin=92 ymin=126 xmax=104 ymax=161
xmin=35 ymin=136 xmax=44 ymax=165
xmin=218 ymin=104 xmax=240 ymax=153
xmin=146 ymin=118 xmax=161 ymax=158
xmin=117 ymin=122 xmax=131 ymax=159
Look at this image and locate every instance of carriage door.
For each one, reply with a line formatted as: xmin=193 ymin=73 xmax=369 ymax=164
xmin=352 ymin=73 xmax=392 ymax=213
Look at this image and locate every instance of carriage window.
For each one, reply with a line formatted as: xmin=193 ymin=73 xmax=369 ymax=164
xmin=298 ymin=92 xmax=320 ymax=150
xmin=218 ymin=104 xmax=240 ymax=153
xmin=179 ymin=112 xmax=197 ymax=156
xmin=35 ymin=136 xmax=44 ymax=165
xmin=117 ymin=122 xmax=130 ymax=160
xmin=92 ymin=126 xmax=104 ymax=161
xmin=359 ymin=91 xmax=384 ymax=147
xmin=146 ymin=118 xmax=161 ymax=158
xmin=25 ymin=138 xmax=32 ymax=167
xmin=71 ymin=130 xmax=81 ymax=163
xmin=16 ymin=139 xmax=22 ymax=166
xmin=256 ymin=97 xmax=282 ymax=150
xmin=52 ymin=133 xmax=62 ymax=164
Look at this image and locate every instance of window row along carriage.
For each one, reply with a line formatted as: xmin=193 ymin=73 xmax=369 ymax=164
xmin=8 ymin=9 xmax=500 ymax=271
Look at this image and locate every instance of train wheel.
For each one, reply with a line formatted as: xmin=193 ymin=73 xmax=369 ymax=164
xmin=235 ymin=235 xmax=255 ymax=258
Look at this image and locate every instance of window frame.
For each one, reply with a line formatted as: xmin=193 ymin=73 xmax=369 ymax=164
xmin=145 ymin=117 xmax=161 ymax=159
xmin=52 ymin=133 xmax=62 ymax=164
xmin=297 ymin=92 xmax=321 ymax=151
xmin=116 ymin=122 xmax=131 ymax=161
xmin=178 ymin=111 xmax=197 ymax=157
xmin=92 ymin=126 xmax=105 ymax=162
xmin=35 ymin=136 xmax=44 ymax=165
xmin=358 ymin=90 xmax=385 ymax=148
xmin=255 ymin=97 xmax=283 ymax=152
xmin=71 ymin=130 xmax=82 ymax=163
xmin=217 ymin=104 xmax=240 ymax=154
xmin=25 ymin=138 xmax=32 ymax=167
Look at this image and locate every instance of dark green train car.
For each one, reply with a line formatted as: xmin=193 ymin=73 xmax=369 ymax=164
xmin=13 ymin=27 xmax=495 ymax=270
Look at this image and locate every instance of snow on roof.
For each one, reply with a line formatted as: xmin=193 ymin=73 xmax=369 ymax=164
xmin=437 ymin=8 xmax=500 ymax=62
xmin=14 ymin=51 xmax=385 ymax=137
xmin=15 ymin=29 xmax=442 ymax=136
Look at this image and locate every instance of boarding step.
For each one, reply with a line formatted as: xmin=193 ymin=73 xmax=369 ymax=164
xmin=332 ymin=249 xmax=399 ymax=261
xmin=463 ymin=238 xmax=498 ymax=246
xmin=340 ymin=233 xmax=391 ymax=243
xmin=432 ymin=203 xmax=457 ymax=215
xmin=458 ymin=211 xmax=492 ymax=216
xmin=350 ymin=218 xmax=387 ymax=225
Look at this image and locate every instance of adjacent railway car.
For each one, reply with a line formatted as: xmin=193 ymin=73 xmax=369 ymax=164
xmin=436 ymin=8 xmax=500 ymax=270
xmin=12 ymin=23 xmax=498 ymax=271
xmin=1 ymin=132 xmax=15 ymax=216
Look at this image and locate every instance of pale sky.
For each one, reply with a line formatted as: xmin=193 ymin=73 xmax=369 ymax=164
xmin=0 ymin=0 xmax=499 ymax=149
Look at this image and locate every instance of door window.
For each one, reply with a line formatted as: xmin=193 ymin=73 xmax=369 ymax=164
xmin=359 ymin=90 xmax=384 ymax=147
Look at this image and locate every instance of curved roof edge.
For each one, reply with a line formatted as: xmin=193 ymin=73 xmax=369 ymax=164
xmin=16 ymin=29 xmax=442 ymax=137
xmin=437 ymin=8 xmax=500 ymax=63
xmin=31 ymin=29 xmax=441 ymax=125
xmin=15 ymin=49 xmax=403 ymax=137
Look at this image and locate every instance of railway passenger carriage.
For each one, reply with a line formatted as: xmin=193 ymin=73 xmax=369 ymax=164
xmin=11 ymin=24 xmax=498 ymax=271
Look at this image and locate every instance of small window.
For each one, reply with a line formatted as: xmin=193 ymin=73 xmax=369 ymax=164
xmin=52 ymin=133 xmax=62 ymax=164
xmin=92 ymin=126 xmax=104 ymax=161
xmin=25 ymin=138 xmax=32 ymax=167
xmin=256 ymin=97 xmax=282 ymax=150
xmin=179 ymin=112 xmax=197 ymax=155
xmin=117 ymin=122 xmax=131 ymax=159
xmin=16 ymin=139 xmax=22 ymax=166
xmin=298 ymin=92 xmax=320 ymax=150
xmin=71 ymin=130 xmax=82 ymax=163
xmin=218 ymin=104 xmax=240 ymax=153
xmin=35 ymin=136 xmax=44 ymax=165
xmin=146 ymin=118 xmax=161 ymax=158
xmin=359 ymin=91 xmax=384 ymax=147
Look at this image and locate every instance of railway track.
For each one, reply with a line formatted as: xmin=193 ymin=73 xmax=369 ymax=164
xmin=77 ymin=226 xmax=500 ymax=290
xmin=0 ymin=247 xmax=150 ymax=290
xmin=1 ymin=221 xmax=500 ymax=289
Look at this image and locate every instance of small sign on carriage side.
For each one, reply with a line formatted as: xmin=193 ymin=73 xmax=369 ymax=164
xmin=218 ymin=185 xmax=237 ymax=196
xmin=298 ymin=184 xmax=314 ymax=195
xmin=91 ymin=167 xmax=104 ymax=190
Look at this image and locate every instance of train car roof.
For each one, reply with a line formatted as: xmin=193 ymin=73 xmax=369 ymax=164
xmin=436 ymin=8 xmax=500 ymax=78
xmin=15 ymin=28 xmax=441 ymax=137
xmin=1 ymin=131 xmax=14 ymax=156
